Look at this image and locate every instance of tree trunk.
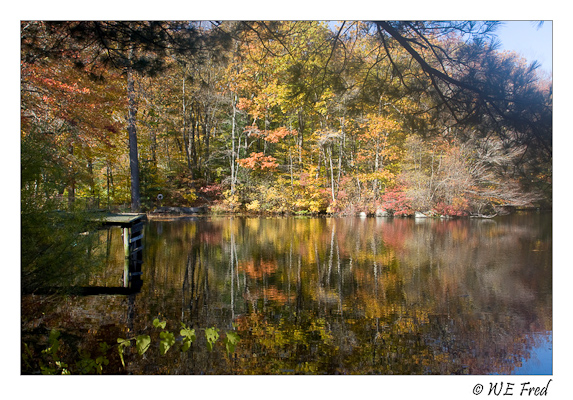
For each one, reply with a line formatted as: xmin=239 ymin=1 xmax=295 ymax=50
xmin=67 ymin=144 xmax=75 ymax=208
xmin=204 ymin=113 xmax=211 ymax=181
xmin=374 ymin=136 xmax=380 ymax=196
xmin=230 ymin=93 xmax=237 ymax=195
xmin=190 ymin=116 xmax=198 ymax=177
xmin=106 ymin=162 xmax=111 ymax=209
xmin=297 ymin=109 xmax=304 ymax=168
xmin=182 ymin=75 xmax=193 ymax=173
xmin=127 ymin=63 xmax=141 ymax=212
xmin=328 ymin=146 xmax=335 ymax=203
xmin=337 ymin=117 xmax=344 ymax=189
xmin=165 ymin=132 xmax=172 ymax=172
xmin=150 ymin=128 xmax=157 ymax=166
xmin=87 ymin=158 xmax=95 ymax=197
xmin=289 ymin=148 xmax=294 ymax=187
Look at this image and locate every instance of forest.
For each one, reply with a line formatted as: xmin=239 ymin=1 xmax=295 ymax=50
xmin=20 ymin=21 xmax=553 ymax=376
xmin=21 ymin=21 xmax=552 ymax=219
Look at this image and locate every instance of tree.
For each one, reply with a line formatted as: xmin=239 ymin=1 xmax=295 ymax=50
xmin=22 ymin=21 xmax=232 ymax=211
xmin=373 ymin=21 xmax=551 ymax=163
xmin=21 ymin=20 xmax=551 ymax=215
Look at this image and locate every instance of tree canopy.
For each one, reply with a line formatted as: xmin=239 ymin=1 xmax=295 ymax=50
xmin=21 ymin=20 xmax=552 ymax=221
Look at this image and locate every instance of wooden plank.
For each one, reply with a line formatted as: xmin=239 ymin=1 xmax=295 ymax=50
xmin=130 ymin=222 xmax=144 ymax=232
xmin=129 ymin=234 xmax=143 ymax=243
xmin=95 ymin=213 xmax=147 ymax=228
xmin=123 ymin=227 xmax=130 ymax=259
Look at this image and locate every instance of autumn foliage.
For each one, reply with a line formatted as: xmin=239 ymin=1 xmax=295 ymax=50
xmin=237 ymin=152 xmax=278 ymax=171
xmin=21 ymin=20 xmax=551 ymax=216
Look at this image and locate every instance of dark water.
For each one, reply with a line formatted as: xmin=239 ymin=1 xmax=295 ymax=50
xmin=22 ymin=213 xmax=552 ymax=375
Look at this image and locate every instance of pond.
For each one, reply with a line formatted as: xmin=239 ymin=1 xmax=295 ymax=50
xmin=21 ymin=213 xmax=552 ymax=375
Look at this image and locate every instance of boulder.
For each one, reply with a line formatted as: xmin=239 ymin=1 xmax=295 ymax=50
xmin=180 ymin=206 xmax=207 ymax=214
xmin=152 ymin=206 xmax=207 ymax=215
xmin=153 ymin=206 xmax=179 ymax=214
xmin=375 ymin=209 xmax=388 ymax=217
xmin=414 ymin=211 xmax=428 ymax=218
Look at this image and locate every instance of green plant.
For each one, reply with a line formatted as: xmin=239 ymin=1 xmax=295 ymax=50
xmin=205 ymin=327 xmax=220 ymax=352
xmin=38 ymin=329 xmax=68 ymax=375
xmin=23 ymin=318 xmax=240 ymax=374
xmin=180 ymin=323 xmax=196 ymax=352
xmin=224 ymin=331 xmax=241 ymax=355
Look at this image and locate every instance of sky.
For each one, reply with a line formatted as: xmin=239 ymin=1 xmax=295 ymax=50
xmin=494 ymin=20 xmax=553 ymax=74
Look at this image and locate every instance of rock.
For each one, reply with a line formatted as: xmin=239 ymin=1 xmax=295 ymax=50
xmin=153 ymin=206 xmax=178 ymax=214
xmin=414 ymin=211 xmax=428 ymax=218
xmin=470 ymin=213 xmax=497 ymax=219
xmin=375 ymin=209 xmax=388 ymax=217
xmin=152 ymin=206 xmax=207 ymax=215
xmin=358 ymin=212 xmax=367 ymax=218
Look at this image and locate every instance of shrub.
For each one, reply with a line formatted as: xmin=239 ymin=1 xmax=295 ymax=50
xmin=380 ymin=186 xmax=413 ymax=216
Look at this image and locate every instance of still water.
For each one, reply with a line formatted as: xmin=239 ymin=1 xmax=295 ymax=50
xmin=22 ymin=213 xmax=552 ymax=374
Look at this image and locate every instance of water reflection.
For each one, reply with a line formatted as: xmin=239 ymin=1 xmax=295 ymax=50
xmin=21 ymin=213 xmax=552 ymax=374
xmin=512 ymin=332 xmax=552 ymax=375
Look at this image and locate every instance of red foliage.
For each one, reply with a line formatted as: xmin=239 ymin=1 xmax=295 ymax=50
xmin=380 ymin=219 xmax=411 ymax=250
xmin=432 ymin=200 xmax=470 ymax=217
xmin=236 ymin=97 xmax=253 ymax=111
xmin=243 ymin=125 xmax=296 ymax=143
xmin=238 ymin=152 xmax=278 ymax=171
xmin=243 ymin=124 xmax=261 ymax=136
xmin=21 ymin=60 xmax=124 ymax=149
xmin=380 ymin=186 xmax=413 ymax=216
xmin=265 ymin=127 xmax=296 ymax=143
xmin=238 ymin=259 xmax=278 ymax=280
xmin=37 ymin=76 xmax=91 ymax=95
xmin=199 ymin=183 xmax=223 ymax=198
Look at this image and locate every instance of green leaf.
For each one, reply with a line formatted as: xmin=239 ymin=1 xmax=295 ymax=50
xmin=117 ymin=338 xmax=131 ymax=368
xmin=43 ymin=329 xmax=61 ymax=358
xmin=180 ymin=327 xmax=196 ymax=341
xmin=48 ymin=329 xmax=61 ymax=343
xmin=159 ymin=331 xmax=175 ymax=355
xmin=181 ymin=339 xmax=192 ymax=352
xmin=136 ymin=335 xmax=151 ymax=355
xmin=205 ymin=327 xmax=220 ymax=352
xmin=223 ymin=331 xmax=241 ymax=355
xmin=96 ymin=355 xmax=109 ymax=366
xmin=153 ymin=318 xmax=167 ymax=329
xmin=55 ymin=360 xmax=68 ymax=370
xmin=117 ymin=348 xmax=125 ymax=367
xmin=98 ymin=342 xmax=111 ymax=354
xmin=180 ymin=326 xmax=196 ymax=352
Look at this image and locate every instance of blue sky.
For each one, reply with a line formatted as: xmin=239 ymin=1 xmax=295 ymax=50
xmin=494 ymin=20 xmax=553 ymax=73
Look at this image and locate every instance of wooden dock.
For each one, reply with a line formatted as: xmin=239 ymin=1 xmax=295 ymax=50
xmin=95 ymin=212 xmax=147 ymax=228
xmin=92 ymin=213 xmax=147 ymax=290
xmin=25 ymin=213 xmax=148 ymax=296
xmin=95 ymin=213 xmax=146 ymax=258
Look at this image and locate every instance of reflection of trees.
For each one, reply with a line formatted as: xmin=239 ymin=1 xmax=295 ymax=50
xmin=221 ymin=216 xmax=551 ymax=374
xmin=22 ymin=214 xmax=551 ymax=374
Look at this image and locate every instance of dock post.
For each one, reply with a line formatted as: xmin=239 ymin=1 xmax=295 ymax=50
xmin=123 ymin=227 xmax=130 ymax=287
